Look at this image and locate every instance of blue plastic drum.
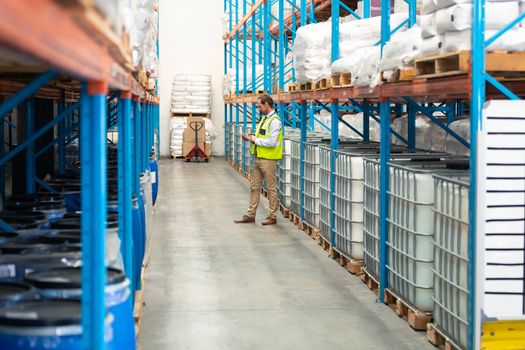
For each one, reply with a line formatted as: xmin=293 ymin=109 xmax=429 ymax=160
xmin=25 ymin=267 xmax=135 ymax=350
xmin=149 ymin=157 xmax=159 ymax=206
xmin=0 ymin=299 xmax=115 ymax=350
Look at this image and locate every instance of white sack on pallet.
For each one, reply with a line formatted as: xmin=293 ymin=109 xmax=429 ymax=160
xmin=352 ymin=46 xmax=382 ymax=88
xmin=422 ymin=0 xmax=438 ymax=14
xmin=443 ymin=28 xmax=525 ymax=53
xmin=337 ymin=13 xmax=409 ymax=58
xmin=420 ymin=35 xmax=444 ymax=56
xmin=379 ymin=25 xmax=422 ymax=72
xmin=331 ymin=55 xmax=362 ymax=74
xmin=436 ymin=2 xmax=520 ymax=34
xmin=444 ymin=118 xmax=470 ymax=157
xmin=419 ymin=14 xmax=438 ymax=38
xmin=293 ymin=21 xmax=332 ymax=83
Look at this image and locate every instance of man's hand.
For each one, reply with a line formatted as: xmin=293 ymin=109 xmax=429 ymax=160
xmin=242 ymin=134 xmax=256 ymax=143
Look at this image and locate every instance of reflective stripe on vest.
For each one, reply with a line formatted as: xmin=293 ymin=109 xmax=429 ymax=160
xmin=251 ymin=112 xmax=283 ymax=160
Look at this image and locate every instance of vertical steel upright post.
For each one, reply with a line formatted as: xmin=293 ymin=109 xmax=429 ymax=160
xmin=362 ymin=101 xmax=370 ymax=142
xmin=118 ymin=91 xmax=134 ymax=283
xmin=300 ymin=0 xmax=307 ymax=25
xmin=134 ymin=99 xmax=141 ymax=195
xmin=278 ymin=0 xmax=285 ymax=131
xmin=471 ymin=0 xmax=485 ymax=348
xmin=299 ymin=101 xmax=307 ymax=220
xmin=379 ymin=0 xmax=391 ymax=304
xmin=81 ymin=81 xmax=108 ymax=350
xmin=329 ymin=99 xmax=339 ymax=247
xmin=407 ymin=103 xmax=416 ymax=149
xmin=263 ymin=2 xmax=271 ymax=92
xmin=330 ymin=1 xmax=340 ymax=247
xmin=363 ymin=0 xmax=371 ymax=18
xmin=25 ymin=98 xmax=35 ymax=194
xmin=58 ymin=92 xmax=66 ymax=174
xmin=251 ymin=3 xmax=257 ymax=133
xmin=242 ymin=0 xmax=248 ymax=171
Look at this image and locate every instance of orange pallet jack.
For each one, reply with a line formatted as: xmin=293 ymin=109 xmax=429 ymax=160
xmin=185 ymin=121 xmax=209 ymax=162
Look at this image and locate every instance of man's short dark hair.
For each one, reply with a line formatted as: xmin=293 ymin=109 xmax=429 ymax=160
xmin=258 ymin=94 xmax=274 ymax=108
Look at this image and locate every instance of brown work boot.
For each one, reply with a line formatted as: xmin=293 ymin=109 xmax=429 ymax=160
xmin=261 ymin=217 xmax=277 ymax=226
xmin=234 ymin=215 xmax=255 ymax=224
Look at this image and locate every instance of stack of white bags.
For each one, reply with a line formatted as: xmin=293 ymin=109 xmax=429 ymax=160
xmin=420 ymin=0 xmax=525 ymax=55
xmin=171 ymin=74 xmax=212 ymax=115
xmin=331 ymin=14 xmax=409 ymax=88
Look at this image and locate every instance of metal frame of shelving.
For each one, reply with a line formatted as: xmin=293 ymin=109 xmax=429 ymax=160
xmin=224 ymin=1 xmax=525 ymax=349
xmin=0 ymin=1 xmax=160 ymax=349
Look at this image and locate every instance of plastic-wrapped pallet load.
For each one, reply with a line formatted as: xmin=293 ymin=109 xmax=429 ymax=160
xmin=391 ymin=115 xmax=446 ymax=150
xmin=223 ymin=65 xmax=264 ymax=96
xmin=171 ymin=74 xmax=212 ymax=115
xmin=293 ymin=20 xmax=332 ymax=84
xmin=444 ymin=118 xmax=470 ymax=157
xmin=340 ymin=113 xmax=381 ymax=142
xmin=332 ymin=13 xmax=409 ymax=88
xmin=379 ymin=25 xmax=422 ymax=80
xmin=419 ymin=0 xmax=524 ymax=55
xmin=129 ymin=0 xmax=159 ymax=77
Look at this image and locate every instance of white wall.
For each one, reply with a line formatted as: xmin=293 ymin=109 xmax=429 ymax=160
xmin=159 ymin=0 xmax=225 ymax=156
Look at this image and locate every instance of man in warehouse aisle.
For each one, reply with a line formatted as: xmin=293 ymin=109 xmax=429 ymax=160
xmin=234 ymin=94 xmax=283 ymax=226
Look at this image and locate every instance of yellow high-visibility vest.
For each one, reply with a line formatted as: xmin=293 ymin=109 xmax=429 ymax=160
xmin=251 ymin=112 xmax=283 ymax=160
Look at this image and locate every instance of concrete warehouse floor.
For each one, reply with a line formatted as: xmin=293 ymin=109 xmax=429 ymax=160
xmin=137 ymin=158 xmax=434 ymax=350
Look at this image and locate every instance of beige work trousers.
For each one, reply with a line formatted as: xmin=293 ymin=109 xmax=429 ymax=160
xmin=247 ymin=157 xmax=278 ymax=219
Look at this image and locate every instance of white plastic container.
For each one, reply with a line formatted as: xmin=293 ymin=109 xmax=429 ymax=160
xmin=363 ymin=157 xmax=381 ymax=279
xmin=387 ymin=159 xmax=469 ymax=311
xmin=432 ymin=174 xmax=470 ymax=350
xmin=319 ymin=146 xmax=332 ymax=242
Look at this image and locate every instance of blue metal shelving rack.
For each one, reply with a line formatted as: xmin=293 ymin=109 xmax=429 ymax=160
xmin=223 ymin=0 xmax=525 ymax=348
xmin=0 ymin=1 xmax=160 ymax=349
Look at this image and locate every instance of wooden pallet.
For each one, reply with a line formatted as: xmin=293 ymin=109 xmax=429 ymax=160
xmin=280 ymin=204 xmax=290 ymax=218
xmin=134 ymin=265 xmax=147 ymax=338
xmin=300 ymin=221 xmax=320 ymax=240
xmin=288 ymin=211 xmax=301 ymax=227
xmin=330 ymin=73 xmax=352 ymax=87
xmin=381 ymin=68 xmax=416 ymax=83
xmin=426 ymin=324 xmax=459 ymax=350
xmin=415 ymin=51 xmax=525 ymax=80
xmin=328 ymin=248 xmax=364 ymax=275
xmin=61 ymin=0 xmax=133 ymax=68
xmin=319 ymin=77 xmax=333 ymax=90
xmin=360 ymin=268 xmax=379 ymax=296
xmin=383 ymin=288 xmax=433 ymax=331
xmin=299 ymin=82 xmax=313 ymax=91
xmin=316 ymin=233 xmax=331 ymax=252
xmin=288 ymin=83 xmax=301 ymax=93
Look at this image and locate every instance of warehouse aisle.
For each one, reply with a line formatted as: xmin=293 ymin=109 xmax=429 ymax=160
xmin=138 ymin=158 xmax=433 ymax=350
